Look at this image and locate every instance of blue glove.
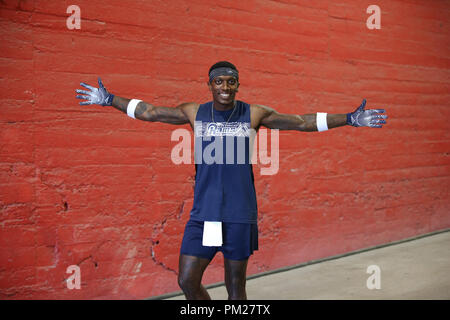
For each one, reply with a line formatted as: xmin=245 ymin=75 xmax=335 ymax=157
xmin=76 ymin=77 xmax=114 ymax=106
xmin=347 ymin=99 xmax=388 ymax=128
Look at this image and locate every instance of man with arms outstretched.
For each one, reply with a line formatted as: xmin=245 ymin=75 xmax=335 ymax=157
xmin=76 ymin=61 xmax=387 ymax=300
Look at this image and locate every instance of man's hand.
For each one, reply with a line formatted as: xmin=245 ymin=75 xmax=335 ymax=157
xmin=75 ymin=77 xmax=114 ymax=106
xmin=347 ymin=99 xmax=388 ymax=128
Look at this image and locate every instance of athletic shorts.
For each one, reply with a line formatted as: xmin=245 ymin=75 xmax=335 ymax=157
xmin=180 ymin=219 xmax=258 ymax=261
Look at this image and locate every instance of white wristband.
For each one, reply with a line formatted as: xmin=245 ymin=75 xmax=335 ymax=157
xmin=127 ymin=99 xmax=142 ymax=119
xmin=316 ymin=112 xmax=328 ymax=132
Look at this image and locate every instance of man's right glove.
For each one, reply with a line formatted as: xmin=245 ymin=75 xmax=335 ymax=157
xmin=347 ymin=99 xmax=388 ymax=128
xmin=76 ymin=77 xmax=114 ymax=106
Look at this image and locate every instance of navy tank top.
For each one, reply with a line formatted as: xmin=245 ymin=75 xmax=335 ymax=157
xmin=189 ymin=100 xmax=258 ymax=224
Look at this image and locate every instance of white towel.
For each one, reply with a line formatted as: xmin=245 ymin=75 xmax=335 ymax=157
xmin=202 ymin=221 xmax=223 ymax=246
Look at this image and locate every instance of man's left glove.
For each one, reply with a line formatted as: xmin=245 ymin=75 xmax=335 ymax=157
xmin=76 ymin=77 xmax=114 ymax=106
xmin=347 ymin=99 xmax=388 ymax=128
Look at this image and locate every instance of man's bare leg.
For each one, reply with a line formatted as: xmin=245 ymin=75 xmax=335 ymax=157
xmin=178 ymin=254 xmax=212 ymax=300
xmin=224 ymin=258 xmax=249 ymax=300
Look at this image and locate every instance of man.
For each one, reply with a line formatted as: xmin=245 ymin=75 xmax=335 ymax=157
xmin=76 ymin=61 xmax=387 ymax=300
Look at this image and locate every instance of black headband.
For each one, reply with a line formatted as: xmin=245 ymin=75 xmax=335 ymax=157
xmin=209 ymin=67 xmax=239 ymax=83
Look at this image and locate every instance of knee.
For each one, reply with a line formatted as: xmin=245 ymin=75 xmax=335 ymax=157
xmin=178 ymin=273 xmax=196 ymax=292
xmin=177 ymin=274 xmax=187 ymax=290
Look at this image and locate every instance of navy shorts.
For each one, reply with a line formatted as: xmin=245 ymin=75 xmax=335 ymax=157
xmin=180 ymin=219 xmax=258 ymax=261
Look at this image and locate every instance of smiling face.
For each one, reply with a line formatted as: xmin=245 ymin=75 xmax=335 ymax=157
xmin=208 ymin=75 xmax=240 ymax=110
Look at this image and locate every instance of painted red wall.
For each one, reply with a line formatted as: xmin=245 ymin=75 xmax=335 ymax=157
xmin=0 ymin=0 xmax=449 ymax=299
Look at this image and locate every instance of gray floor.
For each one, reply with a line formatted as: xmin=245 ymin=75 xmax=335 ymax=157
xmin=163 ymin=230 xmax=450 ymax=300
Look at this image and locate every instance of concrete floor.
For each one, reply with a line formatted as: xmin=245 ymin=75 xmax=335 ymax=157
xmin=165 ymin=230 xmax=450 ymax=300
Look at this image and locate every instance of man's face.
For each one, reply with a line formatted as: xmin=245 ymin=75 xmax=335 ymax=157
xmin=208 ymin=75 xmax=239 ymax=106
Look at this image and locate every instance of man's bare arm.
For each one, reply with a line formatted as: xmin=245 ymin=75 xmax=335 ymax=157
xmin=76 ymin=78 xmax=197 ymax=126
xmin=252 ymin=104 xmax=346 ymax=132
xmin=252 ymin=101 xmax=387 ymax=131
xmin=112 ymin=96 xmax=194 ymax=125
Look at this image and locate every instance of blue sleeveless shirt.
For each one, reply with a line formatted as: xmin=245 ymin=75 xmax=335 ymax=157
xmin=189 ymin=100 xmax=258 ymax=224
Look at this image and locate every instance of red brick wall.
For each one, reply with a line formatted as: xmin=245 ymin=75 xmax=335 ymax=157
xmin=1 ymin=0 xmax=449 ymax=299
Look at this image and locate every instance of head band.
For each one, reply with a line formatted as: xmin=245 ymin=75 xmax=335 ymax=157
xmin=209 ymin=67 xmax=239 ymax=83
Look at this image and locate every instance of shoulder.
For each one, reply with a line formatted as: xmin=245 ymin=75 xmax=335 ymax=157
xmin=177 ymin=102 xmax=200 ymax=112
xmin=250 ymin=104 xmax=277 ymax=117
xmin=176 ymin=102 xmax=201 ymax=127
xmin=250 ymin=104 xmax=278 ymax=130
xmin=177 ymin=102 xmax=201 ymax=117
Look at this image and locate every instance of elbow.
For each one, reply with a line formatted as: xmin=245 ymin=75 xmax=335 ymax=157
xmin=135 ymin=103 xmax=155 ymax=122
xmin=297 ymin=118 xmax=316 ymax=132
xmin=297 ymin=114 xmax=317 ymax=132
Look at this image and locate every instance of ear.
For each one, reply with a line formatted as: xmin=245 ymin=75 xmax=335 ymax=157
xmin=235 ymin=81 xmax=240 ymax=92
xmin=207 ymin=81 xmax=212 ymax=92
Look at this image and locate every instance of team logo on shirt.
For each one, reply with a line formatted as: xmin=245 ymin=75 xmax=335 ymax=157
xmin=195 ymin=122 xmax=250 ymax=137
